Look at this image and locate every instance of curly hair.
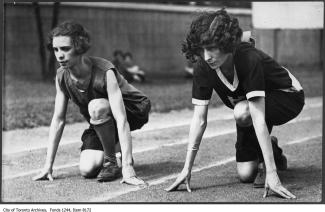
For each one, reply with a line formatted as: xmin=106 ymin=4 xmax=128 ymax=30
xmin=47 ymin=20 xmax=91 ymax=55
xmin=182 ymin=9 xmax=242 ymax=62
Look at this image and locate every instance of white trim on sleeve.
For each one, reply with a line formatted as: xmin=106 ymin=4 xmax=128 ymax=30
xmin=246 ymin=91 xmax=265 ymax=99
xmin=282 ymin=67 xmax=303 ymax=91
xmin=192 ymin=98 xmax=210 ymax=106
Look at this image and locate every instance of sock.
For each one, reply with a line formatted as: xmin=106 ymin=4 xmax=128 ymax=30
xmin=93 ymin=118 xmax=117 ymax=165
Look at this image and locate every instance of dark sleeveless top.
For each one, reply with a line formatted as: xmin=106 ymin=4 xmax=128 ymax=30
xmin=56 ymin=56 xmax=151 ymax=130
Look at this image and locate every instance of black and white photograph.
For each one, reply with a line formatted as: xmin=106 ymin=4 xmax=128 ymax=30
xmin=1 ymin=1 xmax=323 ymax=205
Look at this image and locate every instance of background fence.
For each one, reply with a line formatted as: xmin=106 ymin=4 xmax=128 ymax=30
xmin=4 ymin=2 xmax=323 ymax=79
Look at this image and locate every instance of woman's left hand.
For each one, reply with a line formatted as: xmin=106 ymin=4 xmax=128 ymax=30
xmin=165 ymin=169 xmax=192 ymax=192
xmin=120 ymin=176 xmax=148 ymax=186
xmin=264 ymin=171 xmax=296 ymax=199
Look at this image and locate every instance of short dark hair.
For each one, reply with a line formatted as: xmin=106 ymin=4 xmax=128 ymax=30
xmin=124 ymin=52 xmax=133 ymax=59
xmin=182 ymin=9 xmax=242 ymax=62
xmin=113 ymin=50 xmax=124 ymax=57
xmin=47 ymin=20 xmax=91 ymax=54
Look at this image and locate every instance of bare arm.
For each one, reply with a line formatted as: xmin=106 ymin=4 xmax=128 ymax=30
xmin=165 ymin=105 xmax=208 ymax=192
xmin=248 ymin=97 xmax=296 ymax=199
xmin=248 ymin=97 xmax=276 ymax=171
xmin=33 ymin=76 xmax=68 ymax=181
xmin=184 ymin=105 xmax=209 ymax=171
xmin=105 ymin=71 xmax=135 ymax=178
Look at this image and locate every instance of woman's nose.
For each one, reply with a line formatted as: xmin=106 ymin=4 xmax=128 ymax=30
xmin=57 ymin=52 xmax=64 ymax=60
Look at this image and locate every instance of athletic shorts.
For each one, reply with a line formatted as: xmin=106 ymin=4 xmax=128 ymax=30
xmin=235 ymin=90 xmax=305 ymax=162
xmin=80 ymin=96 xmax=150 ymax=151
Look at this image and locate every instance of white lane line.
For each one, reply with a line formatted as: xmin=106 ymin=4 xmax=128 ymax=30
xmin=2 ymin=162 xmax=80 ymax=180
xmin=2 ymin=115 xmax=235 ymax=156
xmin=285 ymin=135 xmax=322 ymax=145
xmin=91 ymin=156 xmax=237 ymax=202
xmin=288 ymin=116 xmax=317 ymax=124
xmin=3 ymin=103 xmax=321 ymax=155
xmin=2 ymin=115 xmax=320 ymax=180
xmin=308 ymin=102 xmax=322 ymax=108
xmin=2 ymin=129 xmax=236 ymax=180
xmin=134 ymin=114 xmax=234 ymax=133
xmin=91 ymin=134 xmax=322 ymax=202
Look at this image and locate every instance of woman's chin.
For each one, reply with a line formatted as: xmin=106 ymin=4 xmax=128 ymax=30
xmin=208 ymin=64 xmax=219 ymax=69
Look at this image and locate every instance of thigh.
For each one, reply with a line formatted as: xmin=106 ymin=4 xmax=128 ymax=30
xmin=265 ymin=90 xmax=305 ymax=126
xmin=80 ymin=149 xmax=104 ymax=169
xmin=236 ymin=161 xmax=258 ymax=179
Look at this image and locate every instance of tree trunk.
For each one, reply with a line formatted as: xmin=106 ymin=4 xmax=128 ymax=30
xmin=47 ymin=2 xmax=60 ymax=81
xmin=33 ymin=2 xmax=47 ymax=80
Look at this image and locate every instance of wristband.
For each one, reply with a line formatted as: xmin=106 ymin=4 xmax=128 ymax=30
xmin=187 ymin=142 xmax=200 ymax=151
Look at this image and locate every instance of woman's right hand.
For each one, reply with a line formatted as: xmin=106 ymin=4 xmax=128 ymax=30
xmin=165 ymin=169 xmax=192 ymax=192
xmin=32 ymin=167 xmax=54 ymax=181
xmin=263 ymin=171 xmax=296 ymax=199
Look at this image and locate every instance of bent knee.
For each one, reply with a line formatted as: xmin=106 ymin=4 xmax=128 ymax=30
xmin=237 ymin=161 xmax=258 ymax=183
xmin=234 ymin=101 xmax=252 ymax=127
xmin=88 ymin=98 xmax=112 ymax=125
xmin=79 ymin=162 xmax=101 ymax=178
xmin=79 ymin=150 xmax=104 ymax=178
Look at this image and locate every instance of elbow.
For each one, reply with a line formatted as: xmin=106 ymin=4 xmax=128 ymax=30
xmin=116 ymin=116 xmax=128 ymax=130
xmin=193 ymin=112 xmax=208 ymax=130
xmin=52 ymin=115 xmax=66 ymax=128
xmin=199 ymin=118 xmax=207 ymax=129
xmin=58 ymin=119 xmax=66 ymax=128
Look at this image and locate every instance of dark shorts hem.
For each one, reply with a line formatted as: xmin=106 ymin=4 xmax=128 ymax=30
xmin=235 ymin=90 xmax=304 ymax=162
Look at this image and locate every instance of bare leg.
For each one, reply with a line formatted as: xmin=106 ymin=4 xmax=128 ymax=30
xmin=79 ymin=149 xmax=104 ymax=178
xmin=236 ymin=160 xmax=258 ymax=183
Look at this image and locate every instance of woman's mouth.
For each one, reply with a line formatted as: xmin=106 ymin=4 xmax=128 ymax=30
xmin=208 ymin=61 xmax=219 ymax=69
xmin=59 ymin=61 xmax=68 ymax=67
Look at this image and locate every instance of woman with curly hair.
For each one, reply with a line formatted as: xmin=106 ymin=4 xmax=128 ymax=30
xmin=165 ymin=9 xmax=304 ymax=199
xmin=33 ymin=21 xmax=150 ymax=186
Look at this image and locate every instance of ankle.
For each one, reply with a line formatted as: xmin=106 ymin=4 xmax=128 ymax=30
xmin=257 ymin=162 xmax=265 ymax=170
xmin=104 ymin=155 xmax=117 ymax=165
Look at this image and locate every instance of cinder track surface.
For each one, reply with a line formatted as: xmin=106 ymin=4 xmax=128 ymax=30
xmin=1 ymin=97 xmax=322 ymax=203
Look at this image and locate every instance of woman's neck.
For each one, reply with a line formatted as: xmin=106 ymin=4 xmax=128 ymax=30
xmin=69 ymin=56 xmax=91 ymax=79
xmin=219 ymin=54 xmax=235 ymax=83
xmin=220 ymin=54 xmax=234 ymax=72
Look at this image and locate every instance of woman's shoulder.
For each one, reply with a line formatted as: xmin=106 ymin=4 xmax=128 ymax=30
xmin=235 ymin=42 xmax=257 ymax=56
xmin=234 ymin=43 xmax=261 ymax=65
xmin=89 ymin=56 xmax=115 ymax=72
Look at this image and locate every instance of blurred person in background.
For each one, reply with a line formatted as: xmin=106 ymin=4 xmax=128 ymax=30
xmin=124 ymin=52 xmax=146 ymax=83
xmin=33 ymin=21 xmax=150 ymax=186
xmin=112 ymin=50 xmax=134 ymax=83
xmin=166 ymin=9 xmax=304 ymax=199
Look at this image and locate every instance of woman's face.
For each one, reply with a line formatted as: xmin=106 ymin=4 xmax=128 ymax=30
xmin=52 ymin=36 xmax=80 ymax=69
xmin=203 ymin=47 xmax=230 ymax=69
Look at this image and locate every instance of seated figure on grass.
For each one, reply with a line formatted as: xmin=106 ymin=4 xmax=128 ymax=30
xmin=165 ymin=9 xmax=304 ymax=199
xmin=124 ymin=52 xmax=146 ymax=83
xmin=112 ymin=50 xmax=134 ymax=83
xmin=33 ymin=21 xmax=151 ymax=186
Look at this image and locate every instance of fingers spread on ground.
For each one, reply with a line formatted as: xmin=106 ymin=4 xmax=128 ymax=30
xmin=281 ymin=188 xmax=296 ymax=199
xmin=48 ymin=175 xmax=54 ymax=181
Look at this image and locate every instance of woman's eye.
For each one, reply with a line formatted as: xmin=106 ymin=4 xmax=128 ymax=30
xmin=61 ymin=47 xmax=71 ymax=51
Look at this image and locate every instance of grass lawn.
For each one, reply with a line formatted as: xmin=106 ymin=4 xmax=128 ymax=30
xmin=2 ymin=66 xmax=322 ymax=131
